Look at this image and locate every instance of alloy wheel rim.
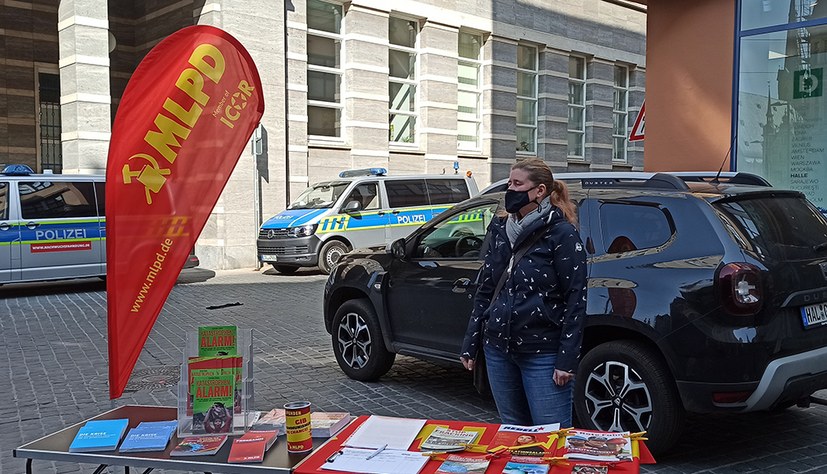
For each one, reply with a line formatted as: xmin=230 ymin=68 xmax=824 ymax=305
xmin=336 ymin=311 xmax=371 ymax=369
xmin=583 ymin=360 xmax=653 ymax=433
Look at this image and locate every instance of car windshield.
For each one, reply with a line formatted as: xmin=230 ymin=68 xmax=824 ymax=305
xmin=288 ymin=181 xmax=351 ymax=210
xmin=714 ymin=195 xmax=827 ymax=261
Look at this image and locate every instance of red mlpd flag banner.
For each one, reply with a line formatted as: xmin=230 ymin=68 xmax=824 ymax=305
xmin=106 ymin=25 xmax=264 ymax=399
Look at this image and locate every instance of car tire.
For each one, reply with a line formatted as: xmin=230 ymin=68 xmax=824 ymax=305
xmin=331 ymin=298 xmax=395 ymax=381
xmin=319 ymin=240 xmax=350 ymax=275
xmin=272 ymin=264 xmax=299 ymax=275
xmin=574 ymin=340 xmax=684 ymax=455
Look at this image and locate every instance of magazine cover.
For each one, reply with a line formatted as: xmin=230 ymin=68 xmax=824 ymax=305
xmin=502 ymin=460 xmax=550 ymax=474
xmin=187 ymin=355 xmax=243 ymax=415
xmin=564 ymin=429 xmax=632 ymax=462
xmin=571 ymin=465 xmax=609 ymax=474
xmin=434 ymin=453 xmax=491 ymax=474
xmin=198 ymin=325 xmax=238 ymax=356
xmin=170 ymin=435 xmax=228 ymax=456
xmin=421 ymin=426 xmax=480 ymax=452
xmin=487 ymin=423 xmax=560 ymax=457
xmin=192 ymin=374 xmax=235 ymax=433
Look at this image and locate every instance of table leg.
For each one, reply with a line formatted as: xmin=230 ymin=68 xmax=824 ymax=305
xmin=26 ymin=459 xmax=32 ymax=474
xmin=91 ymin=464 xmax=109 ymax=474
xmin=140 ymin=469 xmax=154 ymax=474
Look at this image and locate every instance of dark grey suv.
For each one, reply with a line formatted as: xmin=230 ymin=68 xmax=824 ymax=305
xmin=323 ymin=172 xmax=827 ymax=454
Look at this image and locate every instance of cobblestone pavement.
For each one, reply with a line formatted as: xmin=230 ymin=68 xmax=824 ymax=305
xmin=3 ymin=268 xmax=827 ymax=473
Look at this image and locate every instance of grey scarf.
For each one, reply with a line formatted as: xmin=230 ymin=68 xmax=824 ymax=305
xmin=505 ymin=197 xmax=553 ymax=247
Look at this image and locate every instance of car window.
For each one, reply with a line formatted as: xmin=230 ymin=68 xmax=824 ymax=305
xmin=414 ymin=203 xmax=498 ymax=259
xmin=600 ymin=202 xmax=672 ymax=253
xmin=18 ymin=181 xmax=97 ymax=219
xmin=342 ymin=182 xmax=380 ymax=211
xmin=0 ymin=183 xmax=7 ymax=220
xmin=715 ymin=195 xmax=827 ymax=261
xmin=288 ymin=181 xmax=351 ymax=209
xmin=94 ymin=181 xmax=105 ymax=217
xmin=426 ymin=179 xmax=470 ymax=205
xmin=385 ymin=179 xmax=430 ymax=208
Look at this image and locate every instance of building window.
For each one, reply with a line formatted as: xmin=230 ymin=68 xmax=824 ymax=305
xmin=39 ymin=73 xmax=62 ymax=173
xmin=613 ymin=65 xmax=629 ymax=162
xmin=307 ymin=0 xmax=343 ymax=138
xmin=568 ymin=56 xmax=587 ymax=158
xmin=516 ymin=45 xmax=538 ymax=154
xmin=458 ymin=32 xmax=482 ymax=151
xmin=389 ymin=17 xmax=418 ymax=144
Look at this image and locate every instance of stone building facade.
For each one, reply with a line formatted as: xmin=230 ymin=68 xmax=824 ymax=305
xmin=0 ymin=0 xmax=645 ymax=270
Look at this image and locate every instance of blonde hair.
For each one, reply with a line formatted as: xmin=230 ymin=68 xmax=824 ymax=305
xmin=509 ymin=159 xmax=578 ymax=226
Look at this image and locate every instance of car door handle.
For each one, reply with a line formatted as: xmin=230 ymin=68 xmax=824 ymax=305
xmin=0 ymin=223 xmax=9 ymax=231
xmin=392 ymin=210 xmax=400 ymax=215
xmin=26 ymin=222 xmax=39 ymax=230
xmin=452 ymin=278 xmax=473 ymax=293
xmin=378 ymin=211 xmax=386 ymax=216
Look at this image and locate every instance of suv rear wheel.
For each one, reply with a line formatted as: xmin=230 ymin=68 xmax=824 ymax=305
xmin=574 ymin=340 xmax=684 ymax=455
xmin=331 ymin=299 xmax=395 ymax=381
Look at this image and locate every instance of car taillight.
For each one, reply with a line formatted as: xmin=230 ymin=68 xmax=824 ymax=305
xmin=718 ymin=262 xmax=763 ymax=315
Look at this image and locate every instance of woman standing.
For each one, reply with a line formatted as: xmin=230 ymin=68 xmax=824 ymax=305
xmin=460 ymin=159 xmax=587 ymax=427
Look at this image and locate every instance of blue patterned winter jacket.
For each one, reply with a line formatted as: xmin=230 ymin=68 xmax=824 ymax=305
xmin=460 ymin=205 xmax=588 ymax=373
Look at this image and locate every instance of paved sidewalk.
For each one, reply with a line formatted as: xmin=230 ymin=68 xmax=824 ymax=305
xmin=2 ymin=268 xmax=827 ymax=473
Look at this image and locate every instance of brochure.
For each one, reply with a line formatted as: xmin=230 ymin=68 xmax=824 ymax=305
xmin=345 ymin=415 xmax=427 ymax=450
xmin=198 ymin=325 xmax=238 ymax=356
xmin=434 ymin=453 xmax=491 ymax=474
xmin=119 ymin=420 xmax=178 ymax=453
xmin=563 ymin=429 xmax=633 ymax=463
xmin=486 ymin=423 xmax=560 ymax=457
xmin=170 ymin=434 xmax=228 ymax=456
xmin=502 ymin=460 xmax=550 ymax=474
xmin=420 ymin=426 xmax=480 ymax=452
xmin=252 ymin=408 xmax=286 ymax=434
xmin=571 ymin=465 xmax=610 ymax=474
xmin=228 ymin=430 xmax=278 ymax=463
xmin=69 ymin=418 xmax=130 ymax=453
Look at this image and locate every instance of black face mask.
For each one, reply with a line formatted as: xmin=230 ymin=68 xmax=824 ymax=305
xmin=504 ymin=186 xmax=538 ymax=213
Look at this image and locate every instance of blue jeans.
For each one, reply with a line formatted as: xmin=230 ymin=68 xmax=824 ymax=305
xmin=484 ymin=345 xmax=573 ymax=427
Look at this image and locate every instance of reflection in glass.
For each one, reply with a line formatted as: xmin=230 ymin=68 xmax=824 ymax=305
xmin=308 ymin=106 xmax=340 ymax=137
xmin=307 ymin=0 xmax=342 ymax=34
xmin=308 ymin=70 xmax=340 ymax=102
xmin=389 ymin=50 xmax=416 ymax=79
xmin=307 ymin=36 xmax=340 ymax=68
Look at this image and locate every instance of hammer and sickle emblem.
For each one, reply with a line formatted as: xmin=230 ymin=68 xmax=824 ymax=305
xmin=122 ymin=154 xmax=171 ymax=205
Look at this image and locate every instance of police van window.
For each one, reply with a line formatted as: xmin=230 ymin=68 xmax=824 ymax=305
xmin=426 ymin=179 xmax=469 ymax=205
xmin=0 ymin=183 xmax=7 ymax=220
xmin=600 ymin=203 xmax=672 ymax=253
xmin=289 ymin=181 xmax=350 ymax=210
xmin=18 ymin=181 xmax=97 ymax=219
xmin=385 ymin=179 xmax=429 ymax=208
xmin=342 ymin=182 xmax=379 ymax=211
xmin=94 ymin=181 xmax=105 ymax=217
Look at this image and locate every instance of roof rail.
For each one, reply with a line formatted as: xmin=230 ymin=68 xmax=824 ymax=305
xmin=580 ymin=173 xmax=689 ymax=191
xmin=669 ymin=171 xmax=772 ymax=187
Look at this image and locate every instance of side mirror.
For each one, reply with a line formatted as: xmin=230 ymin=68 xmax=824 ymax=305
xmin=387 ymin=238 xmax=407 ymax=260
xmin=343 ymin=200 xmax=361 ymax=213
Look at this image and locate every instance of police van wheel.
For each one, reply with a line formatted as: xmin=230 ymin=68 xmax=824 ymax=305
xmin=272 ymin=265 xmax=299 ymax=275
xmin=319 ymin=240 xmax=350 ymax=274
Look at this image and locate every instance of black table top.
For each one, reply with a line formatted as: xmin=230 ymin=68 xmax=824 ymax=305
xmin=13 ymin=405 xmax=326 ymax=474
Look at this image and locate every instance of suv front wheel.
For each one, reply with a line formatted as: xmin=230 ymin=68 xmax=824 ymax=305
xmin=331 ymin=299 xmax=395 ymax=381
xmin=573 ymin=340 xmax=684 ymax=455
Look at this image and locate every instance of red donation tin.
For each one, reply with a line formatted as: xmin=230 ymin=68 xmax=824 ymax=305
xmin=284 ymin=401 xmax=313 ymax=452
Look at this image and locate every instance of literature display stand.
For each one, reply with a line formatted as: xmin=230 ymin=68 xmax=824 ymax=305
xmin=177 ymin=326 xmax=256 ymax=437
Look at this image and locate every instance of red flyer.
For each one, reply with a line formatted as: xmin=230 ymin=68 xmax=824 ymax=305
xmin=228 ymin=431 xmax=277 ymax=463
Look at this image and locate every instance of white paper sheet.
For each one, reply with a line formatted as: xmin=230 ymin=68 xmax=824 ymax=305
xmin=343 ymin=415 xmax=427 ymax=450
xmin=321 ymin=447 xmax=429 ymax=474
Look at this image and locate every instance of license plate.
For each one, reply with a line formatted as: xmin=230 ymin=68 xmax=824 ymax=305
xmin=801 ymin=302 xmax=827 ymax=328
xmin=260 ymin=254 xmax=278 ymax=262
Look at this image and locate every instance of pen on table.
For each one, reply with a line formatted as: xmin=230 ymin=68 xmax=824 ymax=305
xmin=326 ymin=450 xmax=343 ymax=463
xmin=365 ymin=443 xmax=388 ymax=460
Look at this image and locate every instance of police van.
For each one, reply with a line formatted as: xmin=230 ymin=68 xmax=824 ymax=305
xmin=0 ymin=164 xmax=198 ymax=285
xmin=257 ymin=168 xmax=478 ymax=274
